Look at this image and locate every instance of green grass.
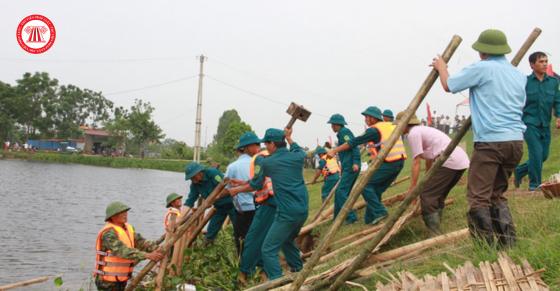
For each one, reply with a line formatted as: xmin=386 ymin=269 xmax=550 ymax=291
xmin=1 ymin=151 xmax=190 ymax=173
xmin=302 ymin=122 xmax=560 ymax=290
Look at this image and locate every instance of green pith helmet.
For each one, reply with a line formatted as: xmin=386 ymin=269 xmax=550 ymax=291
xmin=382 ymin=109 xmax=394 ymax=119
xmin=259 ymin=128 xmax=284 ymax=143
xmin=316 ymin=147 xmax=328 ymax=155
xmin=166 ymin=193 xmax=183 ymax=208
xmin=327 ymin=114 xmax=348 ymax=125
xmin=472 ymin=29 xmax=512 ymax=55
xmin=393 ymin=111 xmax=422 ymax=125
xmin=105 ymin=201 xmax=131 ymax=221
xmin=184 ymin=162 xmax=205 ymax=181
xmin=237 ymin=132 xmax=260 ymax=149
xmin=361 ymin=106 xmax=383 ymax=120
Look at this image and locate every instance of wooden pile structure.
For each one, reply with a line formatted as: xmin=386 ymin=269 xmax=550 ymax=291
xmin=375 ymin=252 xmax=548 ymax=291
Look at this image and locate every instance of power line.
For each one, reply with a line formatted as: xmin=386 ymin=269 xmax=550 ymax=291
xmin=104 ymin=75 xmax=199 ymax=96
xmin=160 ymin=108 xmax=197 ymax=124
xmin=208 ymin=58 xmax=367 ymax=108
xmin=0 ymin=56 xmax=196 ymax=63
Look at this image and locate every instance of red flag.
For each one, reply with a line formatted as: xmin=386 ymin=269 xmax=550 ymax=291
xmin=317 ymin=138 xmax=319 ymax=147
xmin=329 ymin=136 xmax=333 ymax=146
xmin=427 ymin=103 xmax=432 ymax=126
xmin=547 ymin=64 xmax=554 ymax=76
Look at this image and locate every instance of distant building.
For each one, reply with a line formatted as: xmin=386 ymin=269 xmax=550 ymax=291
xmin=84 ymin=129 xmax=112 ymax=154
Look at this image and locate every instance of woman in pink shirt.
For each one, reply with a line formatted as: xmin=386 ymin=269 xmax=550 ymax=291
xmin=394 ymin=111 xmax=469 ymax=236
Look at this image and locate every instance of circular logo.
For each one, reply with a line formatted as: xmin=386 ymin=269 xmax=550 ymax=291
xmin=215 ymin=175 xmax=222 ymax=182
xmin=255 ymin=165 xmax=261 ymax=174
xmin=16 ymin=15 xmax=56 ymax=54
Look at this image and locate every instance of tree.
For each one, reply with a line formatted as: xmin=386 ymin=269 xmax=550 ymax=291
xmin=221 ymin=121 xmax=253 ymax=158
xmin=0 ymin=81 xmax=17 ymax=143
xmin=212 ymin=109 xmax=241 ymax=150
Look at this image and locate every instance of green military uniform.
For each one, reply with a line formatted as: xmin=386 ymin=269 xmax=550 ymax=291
xmin=328 ymin=114 xmax=360 ymax=224
xmin=95 ymin=229 xmax=158 ymax=291
xmin=253 ymin=129 xmax=308 ymax=280
xmin=184 ymin=166 xmax=235 ymax=239
xmin=347 ymin=107 xmax=405 ymax=224
xmin=316 ymin=148 xmax=340 ymax=200
xmin=382 ymin=109 xmax=395 ymax=122
xmin=515 ymin=72 xmax=560 ymax=190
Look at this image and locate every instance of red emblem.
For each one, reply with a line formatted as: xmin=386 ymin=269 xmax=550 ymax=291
xmin=17 ymin=15 xmax=56 ymax=54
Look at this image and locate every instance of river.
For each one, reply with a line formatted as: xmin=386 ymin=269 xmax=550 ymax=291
xmin=0 ymin=159 xmax=190 ymax=290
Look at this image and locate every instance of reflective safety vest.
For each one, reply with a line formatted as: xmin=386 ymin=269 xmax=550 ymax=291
xmin=366 ymin=122 xmax=407 ymax=162
xmin=321 ymin=156 xmax=340 ymax=178
xmin=94 ymin=222 xmax=135 ymax=282
xmin=249 ymin=149 xmax=274 ymax=203
xmin=164 ymin=209 xmax=181 ymax=232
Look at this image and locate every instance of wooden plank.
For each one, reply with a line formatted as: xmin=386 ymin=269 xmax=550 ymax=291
xmin=521 ymin=259 xmax=540 ymax=291
xmin=498 ymin=255 xmax=520 ymax=291
xmin=465 ymin=261 xmax=479 ymax=291
xmin=514 ymin=265 xmax=532 ymax=291
xmin=441 ymin=272 xmax=450 ymax=291
xmin=491 ymin=262 xmax=506 ymax=291
xmin=480 ymin=261 xmax=494 ymax=291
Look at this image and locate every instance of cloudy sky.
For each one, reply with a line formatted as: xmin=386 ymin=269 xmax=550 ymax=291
xmin=2 ymin=1 xmax=558 ymax=149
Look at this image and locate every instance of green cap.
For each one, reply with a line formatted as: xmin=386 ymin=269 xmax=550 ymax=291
xmin=472 ymin=29 xmax=511 ymax=55
xmin=166 ymin=193 xmax=183 ymax=208
xmin=361 ymin=106 xmax=383 ymax=120
xmin=327 ymin=114 xmax=348 ymax=125
xmin=237 ymin=132 xmax=260 ymax=149
xmin=382 ymin=109 xmax=394 ymax=118
xmin=184 ymin=162 xmax=205 ymax=180
xmin=259 ymin=128 xmax=285 ymax=143
xmin=393 ymin=111 xmax=422 ymax=125
xmin=316 ymin=147 xmax=328 ymax=155
xmin=105 ymin=201 xmax=131 ymax=221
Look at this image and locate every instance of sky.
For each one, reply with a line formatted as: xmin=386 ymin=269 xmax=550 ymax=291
xmin=1 ymin=0 xmax=559 ymax=150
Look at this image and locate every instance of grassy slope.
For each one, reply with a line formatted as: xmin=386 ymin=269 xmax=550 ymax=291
xmin=302 ymin=123 xmax=560 ymax=290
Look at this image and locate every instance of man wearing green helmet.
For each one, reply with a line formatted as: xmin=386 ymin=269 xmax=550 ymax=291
xmin=310 ymin=147 xmax=341 ymax=203
xmin=431 ymin=29 xmax=526 ymax=248
xmin=181 ymin=162 xmax=235 ymax=247
xmin=94 ymin=202 xmax=163 ymax=291
xmin=325 ymin=113 xmax=360 ymax=224
xmin=382 ymin=109 xmax=394 ymax=123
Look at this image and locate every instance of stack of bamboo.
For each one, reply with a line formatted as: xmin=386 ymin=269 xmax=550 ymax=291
xmin=375 ymin=252 xmax=548 ymax=291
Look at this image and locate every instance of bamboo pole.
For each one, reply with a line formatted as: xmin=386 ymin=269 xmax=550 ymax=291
xmin=0 ymin=274 xmax=63 ymax=291
xmin=288 ymin=35 xmax=464 ymax=291
xmin=124 ymin=178 xmax=230 ymax=291
xmin=185 ymin=207 xmax=217 ymax=248
xmin=328 ymin=27 xmax=542 ymax=291
xmin=222 ymin=215 xmax=231 ymax=230
xmin=155 ymin=213 xmax=177 ymax=290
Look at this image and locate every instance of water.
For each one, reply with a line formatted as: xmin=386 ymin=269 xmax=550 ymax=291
xmin=0 ymin=159 xmax=190 ymax=290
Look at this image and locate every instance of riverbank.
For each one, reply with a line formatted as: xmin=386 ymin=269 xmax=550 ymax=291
xmin=1 ymin=151 xmax=190 ymax=173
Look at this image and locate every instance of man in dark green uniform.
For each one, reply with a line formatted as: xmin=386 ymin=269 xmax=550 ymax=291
xmin=95 ymin=202 xmax=163 ymax=291
xmin=181 ymin=162 xmax=235 ymax=247
xmin=382 ymin=109 xmax=394 ymax=122
xmin=326 ymin=114 xmax=360 ymax=224
xmin=310 ymin=147 xmax=340 ymax=203
xmin=515 ymin=52 xmax=560 ymax=191
xmin=328 ymin=107 xmax=406 ymax=225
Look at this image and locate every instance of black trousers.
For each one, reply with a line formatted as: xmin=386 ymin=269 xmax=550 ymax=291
xmin=233 ymin=209 xmax=256 ymax=255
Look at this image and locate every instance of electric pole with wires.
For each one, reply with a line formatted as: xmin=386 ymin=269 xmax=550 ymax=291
xmin=193 ymin=55 xmax=206 ymax=163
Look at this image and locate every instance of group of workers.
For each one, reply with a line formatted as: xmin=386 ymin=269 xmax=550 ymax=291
xmin=93 ymin=28 xmax=560 ymax=291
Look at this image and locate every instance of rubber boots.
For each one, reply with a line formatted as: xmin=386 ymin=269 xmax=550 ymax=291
xmin=422 ymin=212 xmax=442 ymax=236
xmin=490 ymin=203 xmax=518 ymax=248
xmin=467 ymin=209 xmax=494 ymax=247
xmin=437 ymin=208 xmax=443 ymax=223
xmin=202 ymin=238 xmax=215 ymax=248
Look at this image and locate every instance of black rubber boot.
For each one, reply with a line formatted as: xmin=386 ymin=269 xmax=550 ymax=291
xmin=490 ymin=203 xmax=518 ymax=248
xmin=467 ymin=209 xmax=495 ymax=247
xmin=437 ymin=208 xmax=443 ymax=223
xmin=422 ymin=212 xmax=443 ymax=236
xmin=202 ymin=238 xmax=215 ymax=248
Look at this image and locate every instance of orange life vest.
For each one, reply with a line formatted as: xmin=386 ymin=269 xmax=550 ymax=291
xmin=249 ymin=149 xmax=274 ymax=203
xmin=164 ymin=209 xmax=181 ymax=232
xmin=367 ymin=122 xmax=407 ymax=162
xmin=94 ymin=222 xmax=135 ymax=282
xmin=321 ymin=156 xmax=340 ymax=178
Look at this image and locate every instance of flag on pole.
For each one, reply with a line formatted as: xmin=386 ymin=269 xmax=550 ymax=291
xmin=329 ymin=136 xmax=333 ymax=146
xmin=547 ymin=64 xmax=554 ymax=76
xmin=427 ymin=103 xmax=432 ymax=126
xmin=317 ymin=138 xmax=319 ymax=147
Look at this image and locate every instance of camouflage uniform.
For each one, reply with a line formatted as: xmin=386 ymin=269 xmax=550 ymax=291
xmin=95 ymin=228 xmax=158 ymax=291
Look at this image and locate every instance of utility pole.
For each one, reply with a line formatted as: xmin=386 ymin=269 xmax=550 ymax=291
xmin=193 ymin=55 xmax=206 ymax=163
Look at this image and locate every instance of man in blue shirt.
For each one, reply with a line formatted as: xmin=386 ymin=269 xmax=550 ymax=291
xmin=515 ymin=52 xmax=560 ymax=191
xmin=326 ymin=114 xmax=360 ymax=224
xmin=223 ymin=142 xmax=256 ymax=255
xmin=431 ymin=29 xmax=525 ymax=248
xmin=181 ymin=162 xmax=236 ymax=247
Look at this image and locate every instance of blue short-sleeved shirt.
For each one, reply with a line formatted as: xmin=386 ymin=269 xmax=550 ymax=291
xmin=522 ymin=72 xmax=560 ymax=128
xmin=184 ymin=168 xmax=233 ymax=209
xmin=251 ymin=142 xmax=308 ymax=215
xmin=336 ymin=126 xmax=362 ymax=171
xmin=224 ymin=153 xmax=256 ymax=212
xmin=447 ymin=55 xmax=527 ymax=142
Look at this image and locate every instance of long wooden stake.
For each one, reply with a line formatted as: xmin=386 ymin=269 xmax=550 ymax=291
xmin=0 ymin=274 xmax=63 ymax=291
xmin=185 ymin=207 xmax=217 ymax=248
xmin=155 ymin=213 xmax=177 ymax=291
xmin=125 ymin=177 xmax=230 ymax=291
xmin=328 ymin=27 xmax=542 ymax=291
xmin=287 ymin=35 xmax=463 ymax=291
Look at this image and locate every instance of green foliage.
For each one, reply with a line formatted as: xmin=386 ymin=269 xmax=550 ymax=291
xmin=213 ymin=110 xmax=241 ymax=149
xmin=221 ymin=121 xmax=253 ymax=158
xmin=54 ymin=277 xmax=63 ymax=287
